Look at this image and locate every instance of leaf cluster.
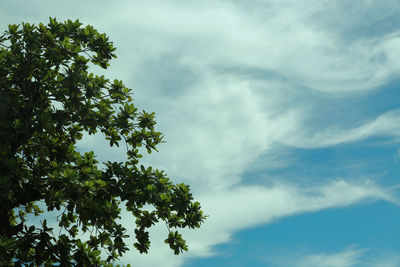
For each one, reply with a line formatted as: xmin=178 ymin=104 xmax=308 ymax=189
xmin=0 ymin=18 xmax=205 ymax=266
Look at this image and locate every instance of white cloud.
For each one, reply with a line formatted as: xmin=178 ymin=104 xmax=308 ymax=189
xmin=111 ymin=179 xmax=395 ymax=265
xmin=136 ymin=77 xmax=301 ymax=192
xmin=268 ymin=247 xmax=400 ymax=267
xmin=97 ymin=0 xmax=400 ymax=94
xmin=296 ymin=247 xmax=366 ymax=267
xmin=284 ymin=109 xmax=400 ymax=148
xmin=364 ymin=251 xmax=400 ymax=267
xmin=191 ymin=179 xmax=394 ymax=242
xmin=3 ymin=0 xmax=400 ymax=93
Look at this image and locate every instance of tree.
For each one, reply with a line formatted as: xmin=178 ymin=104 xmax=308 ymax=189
xmin=0 ymin=18 xmax=205 ymax=266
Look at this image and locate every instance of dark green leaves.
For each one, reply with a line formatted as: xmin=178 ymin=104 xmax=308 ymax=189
xmin=0 ymin=18 xmax=205 ymax=265
xmin=165 ymin=231 xmax=188 ymax=255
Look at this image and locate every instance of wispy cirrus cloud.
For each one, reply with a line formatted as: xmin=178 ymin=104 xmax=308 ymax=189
xmin=283 ymin=109 xmax=400 ymax=148
xmin=102 ymin=0 xmax=400 ymax=94
xmin=296 ymin=247 xmax=366 ymax=267
xmin=268 ymin=246 xmax=400 ymax=267
xmin=114 ymin=179 xmax=396 ymax=266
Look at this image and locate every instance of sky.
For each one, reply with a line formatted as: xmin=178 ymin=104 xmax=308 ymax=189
xmin=2 ymin=0 xmax=400 ymax=266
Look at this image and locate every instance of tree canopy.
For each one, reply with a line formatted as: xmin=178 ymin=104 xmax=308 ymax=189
xmin=0 ymin=18 xmax=205 ymax=266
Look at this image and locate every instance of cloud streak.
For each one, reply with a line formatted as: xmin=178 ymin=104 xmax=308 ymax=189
xmin=295 ymin=247 xmax=366 ymax=267
xmin=270 ymin=246 xmax=400 ymax=267
xmin=284 ymin=109 xmax=400 ymax=148
xmin=113 ymin=179 xmax=396 ymax=266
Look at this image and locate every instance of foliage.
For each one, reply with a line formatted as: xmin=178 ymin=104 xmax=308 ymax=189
xmin=0 ymin=18 xmax=205 ymax=266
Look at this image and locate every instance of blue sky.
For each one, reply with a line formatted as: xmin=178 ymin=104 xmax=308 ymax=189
xmin=2 ymin=1 xmax=400 ymax=266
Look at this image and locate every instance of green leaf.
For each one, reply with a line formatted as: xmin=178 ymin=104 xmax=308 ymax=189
xmin=0 ymin=18 xmax=205 ymax=265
